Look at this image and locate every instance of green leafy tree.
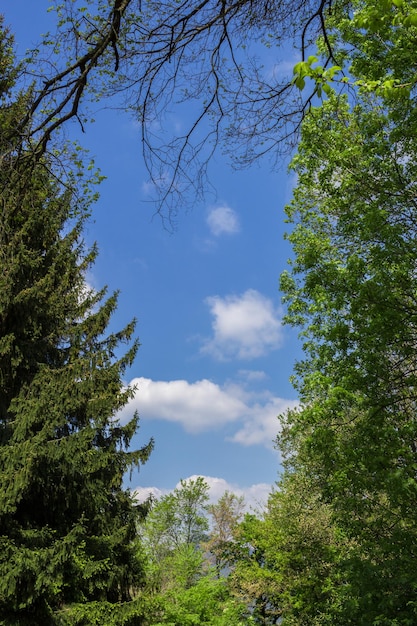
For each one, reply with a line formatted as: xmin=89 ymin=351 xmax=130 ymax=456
xmin=146 ymin=575 xmax=248 ymax=626
xmin=142 ymin=477 xmax=210 ymax=591
xmin=0 ymin=24 xmax=152 ymax=624
xmin=277 ymin=2 xmax=417 ymax=622
xmin=140 ymin=479 xmax=247 ymax=626
xmin=265 ymin=474 xmax=354 ymax=626
xmin=279 ymin=87 xmax=417 ymax=622
xmin=219 ymin=480 xmax=349 ymax=626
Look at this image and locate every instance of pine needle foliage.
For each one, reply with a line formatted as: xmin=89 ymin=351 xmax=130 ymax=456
xmin=0 ymin=22 xmax=152 ymax=624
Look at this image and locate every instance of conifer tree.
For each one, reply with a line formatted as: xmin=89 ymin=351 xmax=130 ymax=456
xmin=0 ymin=23 xmax=152 ymax=624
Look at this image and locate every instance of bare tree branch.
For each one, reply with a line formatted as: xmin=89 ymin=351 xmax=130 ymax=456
xmin=8 ymin=0 xmax=343 ymax=219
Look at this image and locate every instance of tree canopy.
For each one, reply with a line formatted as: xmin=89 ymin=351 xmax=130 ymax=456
xmin=274 ymin=2 xmax=417 ymax=622
xmin=6 ymin=0 xmax=417 ymax=216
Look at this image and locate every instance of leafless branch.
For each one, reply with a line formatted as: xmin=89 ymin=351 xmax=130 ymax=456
xmin=9 ymin=0 xmax=338 ymax=219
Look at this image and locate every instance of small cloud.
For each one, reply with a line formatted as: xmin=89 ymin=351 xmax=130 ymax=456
xmin=201 ymin=289 xmax=283 ymax=360
xmin=79 ymin=279 xmax=95 ymax=302
xmin=265 ymin=59 xmax=297 ymax=80
xmin=141 ymin=171 xmax=171 ymax=197
xmin=237 ymin=369 xmax=268 ymax=383
xmin=188 ymin=475 xmax=271 ymax=511
xmin=141 ymin=180 xmax=156 ymax=196
xmin=207 ymin=205 xmax=240 ymax=236
xmin=133 ymin=486 xmax=166 ymax=503
xmin=262 ymin=50 xmax=299 ymax=81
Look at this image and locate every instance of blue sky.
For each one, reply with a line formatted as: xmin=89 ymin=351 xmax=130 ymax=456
xmin=5 ymin=1 xmax=302 ymax=509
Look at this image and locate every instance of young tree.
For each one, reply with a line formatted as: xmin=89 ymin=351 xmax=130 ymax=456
xmin=147 ymin=575 xmax=247 ymax=626
xmin=264 ymin=474 xmax=354 ymax=626
xmin=0 ymin=25 xmax=152 ymax=624
xmin=204 ymin=490 xmax=245 ymax=575
xmin=140 ymin=480 xmax=248 ymax=626
xmin=142 ymin=477 xmax=209 ymax=591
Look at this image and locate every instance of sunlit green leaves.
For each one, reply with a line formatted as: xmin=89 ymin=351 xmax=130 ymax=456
xmin=292 ymin=55 xmax=342 ymax=99
xmin=279 ymin=68 xmax=417 ymax=622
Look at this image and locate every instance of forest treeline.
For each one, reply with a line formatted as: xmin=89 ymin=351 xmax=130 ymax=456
xmin=2 ymin=0 xmax=417 ymax=623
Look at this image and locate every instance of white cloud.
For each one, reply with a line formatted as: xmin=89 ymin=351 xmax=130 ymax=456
xmin=237 ymin=369 xmax=268 ymax=382
xmin=230 ymin=396 xmax=299 ymax=447
xmin=133 ymin=475 xmax=271 ymax=511
xmin=201 ymin=289 xmax=283 ymax=360
xmin=262 ymin=49 xmax=299 ymax=81
xmin=79 ymin=279 xmax=95 ymax=303
xmin=141 ymin=170 xmax=171 ymax=196
xmin=207 ymin=205 xmax=240 ymax=236
xmin=133 ymin=486 xmax=166 ymax=503
xmin=265 ymin=59 xmax=297 ymax=80
xmin=118 ymin=376 xmax=297 ymax=447
xmin=141 ymin=179 xmax=156 ymax=195
xmin=120 ymin=377 xmax=246 ymax=433
xmin=190 ymin=475 xmax=271 ymax=511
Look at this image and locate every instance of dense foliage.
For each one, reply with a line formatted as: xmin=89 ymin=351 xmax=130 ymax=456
xmin=0 ymin=24 xmax=152 ymax=624
xmin=274 ymin=2 xmax=417 ymax=623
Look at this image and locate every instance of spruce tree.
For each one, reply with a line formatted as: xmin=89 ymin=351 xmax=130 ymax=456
xmin=0 ymin=23 xmax=152 ymax=624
